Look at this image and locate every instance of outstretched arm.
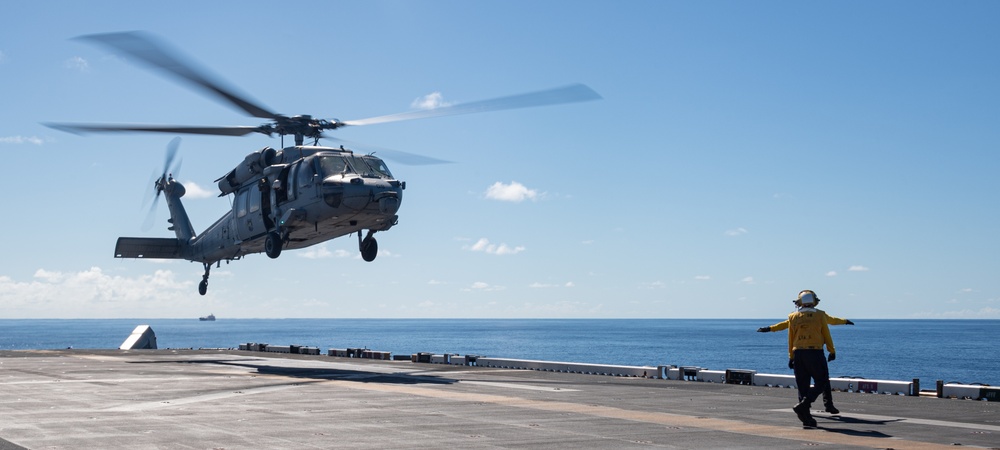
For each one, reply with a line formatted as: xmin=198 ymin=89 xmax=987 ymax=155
xmin=826 ymin=314 xmax=855 ymax=326
xmin=758 ymin=319 xmax=790 ymax=332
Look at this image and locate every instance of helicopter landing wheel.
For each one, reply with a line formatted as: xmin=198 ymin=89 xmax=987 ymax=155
xmin=360 ymin=236 xmax=378 ymax=262
xmin=199 ymin=263 xmax=210 ymax=295
xmin=265 ymin=231 xmax=282 ymax=259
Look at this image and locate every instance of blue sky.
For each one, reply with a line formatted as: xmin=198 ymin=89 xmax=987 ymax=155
xmin=1 ymin=1 xmax=997 ymax=319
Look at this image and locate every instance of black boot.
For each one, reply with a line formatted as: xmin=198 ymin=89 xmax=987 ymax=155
xmin=824 ymin=402 xmax=840 ymax=414
xmin=793 ymin=401 xmax=817 ymax=427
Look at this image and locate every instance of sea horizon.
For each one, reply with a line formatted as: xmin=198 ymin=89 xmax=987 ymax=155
xmin=3 ymin=318 xmax=997 ymax=385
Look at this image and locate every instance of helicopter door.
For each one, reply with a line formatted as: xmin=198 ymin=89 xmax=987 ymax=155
xmin=234 ymin=187 xmax=267 ymax=241
xmin=295 ymin=158 xmax=318 ymax=200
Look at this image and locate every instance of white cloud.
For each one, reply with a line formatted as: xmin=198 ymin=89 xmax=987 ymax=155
xmin=180 ymin=180 xmax=214 ymax=199
xmin=0 ymin=136 xmax=45 ymax=145
xmin=33 ymin=268 xmax=64 ymax=282
xmin=298 ymin=246 xmax=332 ymax=259
xmin=411 ymin=92 xmax=451 ymax=110
xmin=297 ymin=245 xmax=352 ymax=259
xmin=741 ymin=276 xmax=755 ymax=284
xmin=639 ymin=281 xmax=665 ymax=289
xmin=465 ymin=237 xmax=525 ymax=255
xmin=65 ymin=56 xmax=89 ymax=72
xmin=914 ymin=306 xmax=1000 ymax=319
xmin=529 ymin=281 xmax=575 ymax=289
xmin=484 ymin=181 xmax=538 ymax=202
xmin=848 ymin=265 xmax=869 ymax=272
xmin=0 ymin=267 xmax=198 ymax=318
xmin=826 ymin=271 xmax=838 ymax=277
xmin=694 ymin=275 xmax=711 ymax=281
xmin=465 ymin=281 xmax=505 ymax=292
xmin=725 ymin=227 xmax=748 ymax=236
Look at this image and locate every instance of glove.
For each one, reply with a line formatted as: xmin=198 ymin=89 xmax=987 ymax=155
xmin=788 ymin=359 xmax=795 ymax=369
xmin=828 ymin=353 xmax=836 ymax=362
xmin=845 ymin=320 xmax=854 ymax=325
xmin=757 ymin=327 xmax=770 ymax=332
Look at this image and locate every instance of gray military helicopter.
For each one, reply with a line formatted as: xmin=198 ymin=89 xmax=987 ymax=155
xmin=47 ymin=32 xmax=600 ymax=295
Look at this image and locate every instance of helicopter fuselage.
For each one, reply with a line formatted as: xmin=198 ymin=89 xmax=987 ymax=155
xmin=115 ymin=145 xmax=403 ymax=294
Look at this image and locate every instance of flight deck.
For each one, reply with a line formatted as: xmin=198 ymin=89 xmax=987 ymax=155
xmin=0 ymin=349 xmax=997 ymax=449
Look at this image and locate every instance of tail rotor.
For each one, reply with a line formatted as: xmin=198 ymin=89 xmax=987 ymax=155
xmin=142 ymin=137 xmax=182 ymax=231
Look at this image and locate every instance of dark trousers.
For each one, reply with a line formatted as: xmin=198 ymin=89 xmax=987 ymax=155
xmin=793 ymin=349 xmax=830 ymax=405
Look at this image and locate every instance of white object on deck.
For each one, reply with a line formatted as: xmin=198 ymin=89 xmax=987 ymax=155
xmin=120 ymin=325 xmax=157 ymax=350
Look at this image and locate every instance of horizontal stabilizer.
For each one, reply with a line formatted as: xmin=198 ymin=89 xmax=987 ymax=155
xmin=115 ymin=237 xmax=182 ymax=259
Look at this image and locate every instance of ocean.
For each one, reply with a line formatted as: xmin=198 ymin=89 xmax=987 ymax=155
xmin=1 ymin=319 xmax=996 ymax=386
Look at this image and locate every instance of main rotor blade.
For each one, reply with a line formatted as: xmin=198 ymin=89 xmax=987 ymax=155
xmin=76 ymin=31 xmax=278 ymax=120
xmin=321 ymin=135 xmax=452 ymax=165
xmin=341 ymin=83 xmax=601 ymax=127
xmin=44 ymin=122 xmax=262 ymax=137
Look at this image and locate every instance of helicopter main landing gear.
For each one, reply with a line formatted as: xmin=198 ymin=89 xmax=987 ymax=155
xmin=199 ymin=263 xmax=210 ymax=296
xmin=359 ymin=230 xmax=378 ymax=262
xmin=265 ymin=231 xmax=283 ymax=259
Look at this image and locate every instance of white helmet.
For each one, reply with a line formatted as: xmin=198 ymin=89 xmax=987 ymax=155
xmin=796 ymin=289 xmax=819 ymax=306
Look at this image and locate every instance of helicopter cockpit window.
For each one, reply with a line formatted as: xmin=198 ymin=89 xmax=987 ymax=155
xmin=364 ymin=156 xmax=393 ymax=179
xmin=345 ymin=155 xmax=392 ymax=179
xmin=317 ymin=156 xmax=349 ymax=177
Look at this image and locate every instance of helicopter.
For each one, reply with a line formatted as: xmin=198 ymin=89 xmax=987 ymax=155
xmin=46 ymin=32 xmax=600 ymax=295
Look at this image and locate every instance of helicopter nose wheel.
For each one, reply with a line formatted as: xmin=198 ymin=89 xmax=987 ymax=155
xmin=199 ymin=263 xmax=210 ymax=296
xmin=359 ymin=230 xmax=378 ymax=262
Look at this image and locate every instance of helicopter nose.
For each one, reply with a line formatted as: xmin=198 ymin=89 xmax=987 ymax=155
xmin=366 ymin=179 xmax=401 ymax=214
xmin=379 ymin=195 xmax=400 ymax=214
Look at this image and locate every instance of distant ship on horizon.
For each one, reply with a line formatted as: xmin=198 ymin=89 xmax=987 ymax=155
xmin=199 ymin=314 xmax=216 ymax=321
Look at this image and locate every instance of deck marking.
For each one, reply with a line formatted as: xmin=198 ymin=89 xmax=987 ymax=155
xmin=318 ymin=379 xmax=962 ymax=449
xmin=779 ymin=409 xmax=1000 ymax=432
xmin=104 ymin=383 xmax=305 ymax=412
xmin=457 ymin=380 xmax=578 ymax=392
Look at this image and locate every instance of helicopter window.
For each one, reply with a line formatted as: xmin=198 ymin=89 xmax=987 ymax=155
xmin=248 ymin=189 xmax=260 ymax=214
xmin=236 ymin=191 xmax=248 ymax=218
xmin=286 ymin=165 xmax=296 ymax=200
xmin=297 ymin=159 xmax=315 ymax=188
xmin=364 ymin=156 xmax=393 ymax=179
xmin=346 ymin=155 xmax=392 ymax=179
xmin=318 ymin=156 xmax=349 ymax=177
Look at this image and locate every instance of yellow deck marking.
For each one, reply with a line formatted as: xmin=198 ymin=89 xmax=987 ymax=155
xmin=317 ymin=378 xmax=964 ymax=449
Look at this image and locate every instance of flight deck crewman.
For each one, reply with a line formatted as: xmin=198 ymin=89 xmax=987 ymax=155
xmin=760 ymin=290 xmax=838 ymax=428
xmin=757 ymin=298 xmax=854 ymax=414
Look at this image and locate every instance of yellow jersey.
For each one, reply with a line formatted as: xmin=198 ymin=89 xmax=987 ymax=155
xmin=770 ymin=307 xmax=836 ymax=359
xmin=767 ymin=313 xmax=849 ymax=332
